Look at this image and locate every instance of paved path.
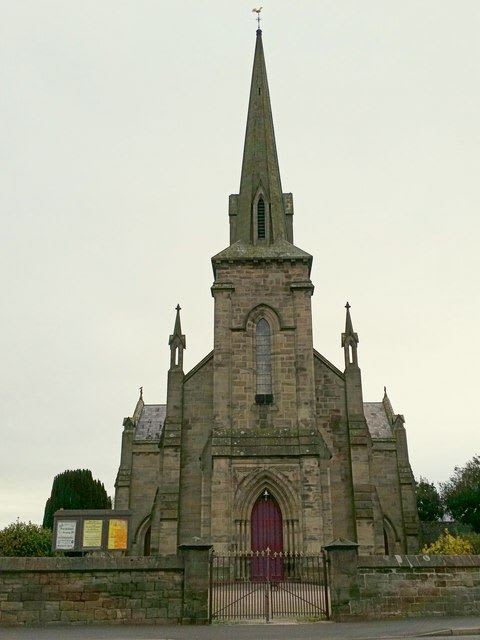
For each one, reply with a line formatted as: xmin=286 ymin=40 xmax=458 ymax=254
xmin=1 ymin=617 xmax=480 ymax=640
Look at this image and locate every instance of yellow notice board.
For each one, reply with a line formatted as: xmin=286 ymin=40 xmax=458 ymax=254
xmin=108 ymin=519 xmax=128 ymax=550
xmin=83 ymin=520 xmax=103 ymax=548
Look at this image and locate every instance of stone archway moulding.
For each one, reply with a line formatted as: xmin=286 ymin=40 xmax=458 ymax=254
xmin=233 ymin=467 xmax=302 ymax=553
xmin=234 ymin=467 xmax=300 ymax=522
xmin=238 ymin=303 xmax=294 ymax=333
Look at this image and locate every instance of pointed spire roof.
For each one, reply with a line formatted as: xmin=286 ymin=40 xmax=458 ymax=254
xmin=341 ymin=302 xmax=359 ymax=346
xmin=173 ymin=304 xmax=182 ymax=336
xmin=236 ymin=29 xmax=285 ymax=243
xmin=345 ymin=302 xmax=354 ymax=335
xmin=169 ymin=304 xmax=186 ymax=348
xmin=212 ymin=29 xmax=312 ymax=269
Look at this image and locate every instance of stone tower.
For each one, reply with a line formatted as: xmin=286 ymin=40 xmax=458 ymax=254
xmin=115 ymin=29 xmax=420 ymax=557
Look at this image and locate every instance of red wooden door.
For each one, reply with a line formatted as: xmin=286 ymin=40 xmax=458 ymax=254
xmin=251 ymin=493 xmax=284 ymax=581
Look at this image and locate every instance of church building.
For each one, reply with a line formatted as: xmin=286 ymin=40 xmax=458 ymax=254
xmin=114 ymin=29 xmax=419 ymax=557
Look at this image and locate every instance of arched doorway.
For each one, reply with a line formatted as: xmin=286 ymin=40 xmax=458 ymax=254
xmin=251 ymin=490 xmax=283 ymax=580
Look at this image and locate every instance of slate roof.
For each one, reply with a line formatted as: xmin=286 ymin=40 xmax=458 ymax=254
xmin=134 ymin=404 xmax=166 ymax=442
xmin=363 ymin=402 xmax=394 ymax=439
xmin=132 ymin=401 xmax=392 ymax=441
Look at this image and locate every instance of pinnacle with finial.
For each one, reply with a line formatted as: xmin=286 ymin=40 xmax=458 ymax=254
xmin=173 ymin=304 xmax=182 ymax=335
xmin=169 ymin=303 xmax=186 ymax=348
xmin=345 ymin=302 xmax=354 ymax=334
xmin=341 ymin=301 xmax=359 ymax=346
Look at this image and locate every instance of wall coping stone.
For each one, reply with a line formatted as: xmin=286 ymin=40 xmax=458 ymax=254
xmin=324 ymin=538 xmax=359 ymax=550
xmin=358 ymin=554 xmax=480 ymax=569
xmin=0 ymin=554 xmax=183 ymax=572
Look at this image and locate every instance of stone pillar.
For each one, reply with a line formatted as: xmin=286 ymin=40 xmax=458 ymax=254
xmin=114 ymin=418 xmax=134 ymax=510
xmin=152 ymin=351 xmax=184 ymax=555
xmin=178 ymin=541 xmax=212 ymax=624
xmin=324 ymin=538 xmax=359 ymax=620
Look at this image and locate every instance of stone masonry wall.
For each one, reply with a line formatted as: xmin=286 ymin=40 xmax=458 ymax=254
xmin=350 ymin=555 xmax=480 ymax=619
xmin=0 ymin=556 xmax=184 ymax=627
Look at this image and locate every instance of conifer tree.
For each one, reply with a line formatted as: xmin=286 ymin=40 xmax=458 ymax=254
xmin=42 ymin=469 xmax=111 ymax=529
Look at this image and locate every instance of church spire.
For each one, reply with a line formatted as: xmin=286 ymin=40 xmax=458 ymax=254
xmin=235 ymin=29 xmax=287 ymax=245
xmin=212 ymin=27 xmax=312 ymax=271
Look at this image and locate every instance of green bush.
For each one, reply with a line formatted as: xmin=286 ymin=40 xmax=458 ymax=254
xmin=420 ymin=520 xmax=473 ymax=547
xmin=0 ymin=521 xmax=52 ymax=557
xmin=422 ymin=529 xmax=473 ymax=555
xmin=464 ymin=533 xmax=480 ymax=554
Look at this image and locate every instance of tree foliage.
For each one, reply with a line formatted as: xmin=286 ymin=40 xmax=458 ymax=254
xmin=43 ymin=469 xmax=112 ymax=529
xmin=416 ymin=477 xmax=444 ymax=522
xmin=464 ymin=533 xmax=480 ymax=554
xmin=422 ymin=529 xmax=473 ymax=555
xmin=420 ymin=520 xmax=473 ymax=548
xmin=441 ymin=455 xmax=480 ymax=533
xmin=0 ymin=521 xmax=52 ymax=557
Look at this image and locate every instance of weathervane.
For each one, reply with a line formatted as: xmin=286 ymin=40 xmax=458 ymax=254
xmin=252 ymin=6 xmax=263 ymax=30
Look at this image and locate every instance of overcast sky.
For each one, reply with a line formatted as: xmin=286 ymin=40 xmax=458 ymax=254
xmin=1 ymin=1 xmax=479 ymax=529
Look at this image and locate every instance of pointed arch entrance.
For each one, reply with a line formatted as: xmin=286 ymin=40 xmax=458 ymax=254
xmin=251 ymin=490 xmax=283 ymax=580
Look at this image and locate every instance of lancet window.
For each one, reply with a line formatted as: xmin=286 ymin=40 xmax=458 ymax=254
xmin=255 ymin=318 xmax=273 ymax=404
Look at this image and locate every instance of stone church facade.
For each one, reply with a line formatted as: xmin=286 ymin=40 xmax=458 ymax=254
xmin=115 ymin=30 xmax=419 ymax=558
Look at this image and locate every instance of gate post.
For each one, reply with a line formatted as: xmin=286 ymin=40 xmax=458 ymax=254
xmin=323 ymin=538 xmax=358 ymax=620
xmin=178 ymin=541 xmax=213 ymax=624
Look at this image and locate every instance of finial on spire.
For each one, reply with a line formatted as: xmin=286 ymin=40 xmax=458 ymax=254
xmin=169 ymin=303 xmax=186 ymax=352
xmin=252 ymin=6 xmax=263 ymax=31
xmin=344 ymin=301 xmax=355 ymax=336
xmin=172 ymin=304 xmax=183 ymax=339
xmin=139 ymin=386 xmax=143 ymax=400
xmin=341 ymin=301 xmax=359 ymax=365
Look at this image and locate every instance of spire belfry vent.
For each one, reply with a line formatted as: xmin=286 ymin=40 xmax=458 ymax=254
xmin=257 ymin=197 xmax=266 ymax=239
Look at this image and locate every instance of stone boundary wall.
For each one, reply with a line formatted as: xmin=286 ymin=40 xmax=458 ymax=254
xmin=0 ymin=556 xmax=186 ymax=626
xmin=351 ymin=555 xmax=480 ymax=619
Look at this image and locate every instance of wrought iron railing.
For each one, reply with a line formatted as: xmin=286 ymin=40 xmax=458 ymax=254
xmin=209 ymin=549 xmax=330 ymax=622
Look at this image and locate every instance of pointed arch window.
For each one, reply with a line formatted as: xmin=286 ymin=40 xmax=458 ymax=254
xmin=255 ymin=318 xmax=273 ymax=404
xmin=257 ymin=197 xmax=266 ymax=239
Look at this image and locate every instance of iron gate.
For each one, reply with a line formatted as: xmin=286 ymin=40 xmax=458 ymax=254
xmin=209 ymin=550 xmax=330 ymax=622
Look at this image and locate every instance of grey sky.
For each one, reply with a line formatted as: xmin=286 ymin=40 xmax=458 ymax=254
xmin=1 ymin=1 xmax=479 ymax=528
